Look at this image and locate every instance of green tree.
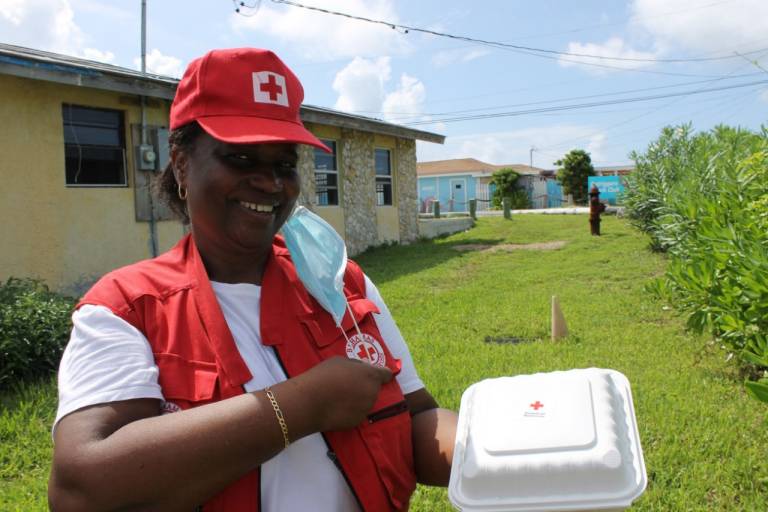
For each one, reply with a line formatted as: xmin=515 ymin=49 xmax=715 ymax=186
xmin=555 ymin=149 xmax=595 ymax=204
xmin=490 ymin=167 xmax=529 ymax=209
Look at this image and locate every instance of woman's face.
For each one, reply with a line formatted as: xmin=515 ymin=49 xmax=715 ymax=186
xmin=176 ymin=131 xmax=300 ymax=255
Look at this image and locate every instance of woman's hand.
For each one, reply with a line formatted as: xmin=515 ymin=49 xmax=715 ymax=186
xmin=291 ymin=356 xmax=394 ymax=432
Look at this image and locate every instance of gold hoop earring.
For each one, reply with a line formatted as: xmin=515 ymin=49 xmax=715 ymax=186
xmin=177 ymin=183 xmax=188 ymax=201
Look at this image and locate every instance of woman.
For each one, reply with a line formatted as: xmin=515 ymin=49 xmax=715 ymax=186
xmin=49 ymin=48 xmax=457 ymax=511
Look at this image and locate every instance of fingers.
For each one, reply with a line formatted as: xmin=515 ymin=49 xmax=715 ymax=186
xmin=374 ymin=365 xmax=394 ymax=384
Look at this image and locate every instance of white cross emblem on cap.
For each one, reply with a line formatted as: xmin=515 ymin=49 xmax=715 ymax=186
xmin=252 ymin=71 xmax=289 ymax=107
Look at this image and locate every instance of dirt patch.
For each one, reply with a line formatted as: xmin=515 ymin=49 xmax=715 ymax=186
xmin=453 ymin=241 xmax=568 ymax=253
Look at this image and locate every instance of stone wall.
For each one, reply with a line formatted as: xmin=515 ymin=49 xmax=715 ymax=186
xmin=395 ymin=137 xmax=418 ymax=244
xmin=296 ymin=144 xmax=317 ymax=209
xmin=340 ymin=128 xmax=377 ymax=255
xmin=296 ymin=128 xmax=419 ymax=256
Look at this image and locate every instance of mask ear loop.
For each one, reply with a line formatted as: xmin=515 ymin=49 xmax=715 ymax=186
xmin=337 ymin=301 xmax=364 ymax=341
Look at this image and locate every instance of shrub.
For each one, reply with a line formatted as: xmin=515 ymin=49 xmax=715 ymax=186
xmin=490 ymin=167 xmax=521 ymax=209
xmin=627 ymin=125 xmax=768 ymax=403
xmin=507 ymin=189 xmax=531 ymax=209
xmin=0 ymin=278 xmax=74 ymax=388
xmin=555 ymin=149 xmax=595 ymax=205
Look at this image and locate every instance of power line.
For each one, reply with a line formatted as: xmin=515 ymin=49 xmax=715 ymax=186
xmin=258 ymin=0 xmax=768 ymax=65
xmin=502 ymin=0 xmax=741 ymax=42
xmin=535 ymin=50 xmax=768 ymax=152
xmin=357 ymin=73 xmax=763 ymax=121
xmin=405 ymin=79 xmax=768 ymax=125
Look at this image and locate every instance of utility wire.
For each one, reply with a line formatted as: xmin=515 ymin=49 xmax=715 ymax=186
xmin=260 ymin=0 xmax=768 ymax=65
xmin=405 ymin=79 xmax=768 ymax=125
xmin=504 ymin=0 xmax=740 ymax=41
xmin=362 ymin=72 xmax=763 ymax=121
xmin=535 ymin=49 xmax=768 ymax=152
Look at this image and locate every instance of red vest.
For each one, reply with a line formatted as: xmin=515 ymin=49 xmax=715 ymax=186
xmin=78 ymin=234 xmax=416 ymax=511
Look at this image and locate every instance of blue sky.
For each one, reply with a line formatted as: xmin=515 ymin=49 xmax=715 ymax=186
xmin=2 ymin=0 xmax=767 ymax=168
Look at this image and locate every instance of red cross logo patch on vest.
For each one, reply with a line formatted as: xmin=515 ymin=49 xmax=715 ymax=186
xmin=346 ymin=333 xmax=387 ymax=368
xmin=252 ymin=71 xmax=289 ymax=106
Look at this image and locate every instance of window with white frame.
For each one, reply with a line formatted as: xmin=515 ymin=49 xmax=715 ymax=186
xmin=375 ymin=148 xmax=392 ymax=206
xmin=62 ymin=104 xmax=127 ymax=186
xmin=314 ymin=139 xmax=338 ymax=206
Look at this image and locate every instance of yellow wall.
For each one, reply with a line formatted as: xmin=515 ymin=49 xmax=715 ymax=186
xmin=0 ymin=75 xmax=184 ymax=294
xmin=373 ymin=134 xmax=400 ymax=243
xmin=306 ymin=123 xmax=346 ymax=239
xmin=376 ymin=207 xmax=399 ymax=243
xmin=316 ymin=206 xmax=346 ymax=240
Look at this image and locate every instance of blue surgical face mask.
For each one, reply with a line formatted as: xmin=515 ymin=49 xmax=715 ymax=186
xmin=281 ymin=206 xmax=349 ymax=327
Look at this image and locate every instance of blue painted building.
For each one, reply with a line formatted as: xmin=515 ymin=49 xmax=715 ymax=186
xmin=417 ymin=158 xmax=543 ymax=212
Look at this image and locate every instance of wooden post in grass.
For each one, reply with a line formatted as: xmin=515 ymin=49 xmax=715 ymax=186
xmin=551 ymin=296 xmax=569 ymax=341
xmin=469 ymin=199 xmax=477 ymax=220
xmin=503 ymin=197 xmax=511 ymax=219
xmin=433 ymin=200 xmax=440 ymax=218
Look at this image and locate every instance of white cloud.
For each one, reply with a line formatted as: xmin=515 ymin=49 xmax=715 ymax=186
xmin=432 ymin=48 xmax=491 ymax=68
xmin=560 ymin=0 xmax=768 ymax=75
xmin=0 ymin=0 xmax=84 ymax=54
xmin=82 ymin=47 xmax=114 ymax=64
xmin=416 ymin=125 xmax=611 ymax=167
xmin=631 ymin=0 xmax=768 ymax=55
xmin=70 ymin=0 xmax=132 ymax=21
xmin=332 ymin=57 xmax=391 ymax=113
xmin=382 ymin=74 xmax=426 ymax=122
xmin=229 ymin=0 xmax=410 ymax=61
xmin=558 ymin=37 xmax=658 ymax=73
xmin=0 ymin=0 xmax=125 ymax=67
xmin=332 ymin=57 xmax=428 ymax=123
xmin=133 ymin=49 xmax=183 ymax=78
xmin=585 ymin=132 xmax=607 ymax=160
xmin=760 ymin=89 xmax=768 ymax=104
xmin=0 ymin=0 xmax=26 ymax=25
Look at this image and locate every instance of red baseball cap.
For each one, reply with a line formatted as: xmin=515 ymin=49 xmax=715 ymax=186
xmin=170 ymin=48 xmax=330 ymax=152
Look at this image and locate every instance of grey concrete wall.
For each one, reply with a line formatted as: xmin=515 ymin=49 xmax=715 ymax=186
xmin=418 ymin=217 xmax=474 ymax=239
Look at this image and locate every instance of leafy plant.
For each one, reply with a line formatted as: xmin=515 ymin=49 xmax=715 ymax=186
xmin=555 ymin=149 xmax=595 ymax=205
xmin=507 ymin=189 xmax=531 ymax=209
xmin=489 ymin=167 xmax=521 ymax=209
xmin=629 ymin=125 xmax=768 ymax=403
xmin=0 ymin=278 xmax=74 ymax=388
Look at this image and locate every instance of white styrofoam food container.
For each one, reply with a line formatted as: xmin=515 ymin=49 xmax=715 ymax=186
xmin=449 ymin=368 xmax=647 ymax=511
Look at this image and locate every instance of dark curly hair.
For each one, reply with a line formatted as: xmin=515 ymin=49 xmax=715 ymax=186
xmin=154 ymin=121 xmax=205 ymax=224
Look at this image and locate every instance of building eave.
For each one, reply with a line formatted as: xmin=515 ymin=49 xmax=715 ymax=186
xmin=300 ymin=105 xmax=444 ymax=144
xmin=0 ymin=43 xmax=445 ymax=144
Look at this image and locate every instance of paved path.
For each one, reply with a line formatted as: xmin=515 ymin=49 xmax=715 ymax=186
xmin=477 ymin=206 xmax=624 ymax=216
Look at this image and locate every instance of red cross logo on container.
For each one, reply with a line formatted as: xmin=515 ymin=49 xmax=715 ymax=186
xmin=346 ymin=333 xmax=387 ymax=368
xmin=252 ymin=71 xmax=289 ymax=106
xmin=524 ymin=400 xmax=546 ymax=417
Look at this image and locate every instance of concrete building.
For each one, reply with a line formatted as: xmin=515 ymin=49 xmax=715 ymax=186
xmin=416 ymin=158 xmax=544 ymax=212
xmin=0 ymin=44 xmax=443 ymax=294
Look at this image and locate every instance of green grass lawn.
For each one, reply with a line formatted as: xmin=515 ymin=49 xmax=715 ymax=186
xmin=2 ymin=215 xmax=767 ymax=510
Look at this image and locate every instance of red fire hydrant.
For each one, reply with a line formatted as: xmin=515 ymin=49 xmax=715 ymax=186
xmin=589 ymin=184 xmax=606 ymax=236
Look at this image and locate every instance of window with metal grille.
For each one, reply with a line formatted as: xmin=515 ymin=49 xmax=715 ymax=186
xmin=62 ymin=104 xmax=127 ymax=187
xmin=314 ymin=139 xmax=338 ymax=206
xmin=375 ymin=148 xmax=392 ymax=206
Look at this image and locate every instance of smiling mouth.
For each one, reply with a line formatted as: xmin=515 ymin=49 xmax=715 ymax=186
xmin=239 ymin=200 xmax=278 ymax=214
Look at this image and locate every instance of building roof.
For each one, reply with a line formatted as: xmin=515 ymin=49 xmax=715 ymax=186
xmin=417 ymin=158 xmax=545 ymax=177
xmin=0 ymin=43 xmax=444 ymax=144
xmin=594 ymin=165 xmax=636 ymax=172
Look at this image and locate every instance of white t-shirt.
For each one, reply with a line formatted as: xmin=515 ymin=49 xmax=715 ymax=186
xmin=56 ymin=275 xmax=423 ymax=512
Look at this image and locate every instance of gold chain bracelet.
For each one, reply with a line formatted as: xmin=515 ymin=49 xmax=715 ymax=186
xmin=264 ymin=387 xmax=290 ymax=449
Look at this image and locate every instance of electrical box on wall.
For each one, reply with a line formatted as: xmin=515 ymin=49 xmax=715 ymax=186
xmin=136 ymin=143 xmax=157 ymax=171
xmin=132 ymin=123 xmax=175 ymax=222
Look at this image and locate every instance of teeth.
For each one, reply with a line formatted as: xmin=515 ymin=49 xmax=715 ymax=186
xmin=240 ymin=201 xmax=275 ymax=213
